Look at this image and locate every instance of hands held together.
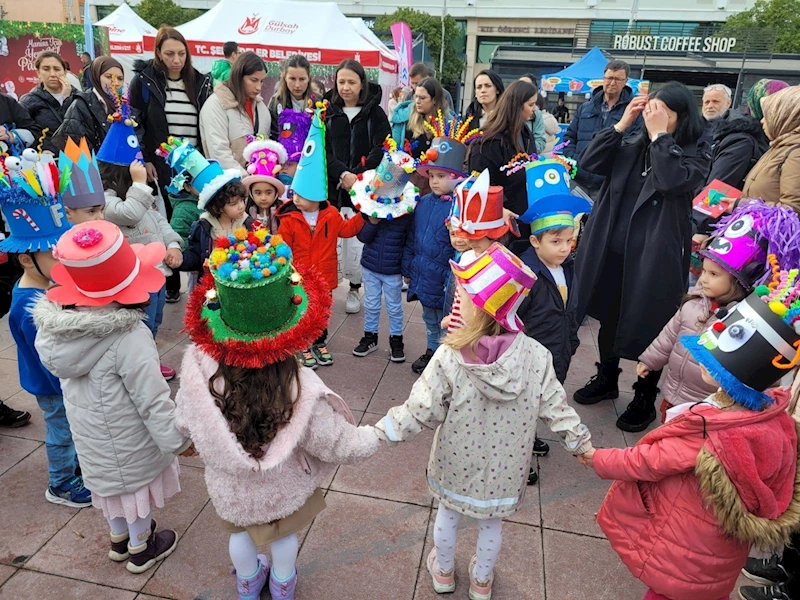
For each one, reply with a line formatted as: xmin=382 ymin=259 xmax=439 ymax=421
xmin=577 ymin=447 xmax=596 ymax=469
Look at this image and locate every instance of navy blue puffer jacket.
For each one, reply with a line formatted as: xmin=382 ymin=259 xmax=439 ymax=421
xmin=358 ymin=214 xmax=413 ymax=276
xmin=406 ymin=193 xmax=456 ymax=309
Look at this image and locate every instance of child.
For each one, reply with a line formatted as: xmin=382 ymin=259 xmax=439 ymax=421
xmin=242 ymin=135 xmax=286 ymax=232
xmin=175 ymin=231 xmax=378 ymax=600
xmin=59 ymin=137 xmax=107 ymax=225
xmin=637 ymin=201 xmax=800 ymax=426
xmin=167 ymin=183 xmax=201 ymax=292
xmin=580 ymin=256 xmax=800 ymax=600
xmin=372 ymin=243 xmax=592 ymax=600
xmin=442 ymin=222 xmax=471 ymax=316
xmin=275 ymin=108 xmax=312 ymax=200
xmin=0 ymin=150 xmax=89 ymax=506
xmin=350 ymin=139 xmax=416 ymax=362
xmin=34 ymin=220 xmax=194 ymax=574
xmin=277 ymin=103 xmax=365 ymax=370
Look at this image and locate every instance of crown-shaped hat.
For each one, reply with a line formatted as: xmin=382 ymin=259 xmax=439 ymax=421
xmin=277 ymin=108 xmax=313 ymax=163
xmin=349 ymin=136 xmax=419 ymax=220
xmin=520 ymin=153 xmax=590 ymax=232
xmin=418 ymin=112 xmax=481 ymax=178
xmin=96 ymin=83 xmax=143 ymax=167
xmin=450 ymin=242 xmax=537 ymax=332
xmin=450 ymin=170 xmax=510 ymax=240
xmin=242 ymin=135 xmax=286 ymax=196
xmin=0 ymin=150 xmax=72 ymax=253
xmin=157 ymin=137 xmax=241 ymax=209
xmin=291 ymin=102 xmax=329 ymax=203
xmin=184 ymin=226 xmax=331 ymax=368
xmin=58 ymin=137 xmax=106 ymax=209
xmin=699 ymin=201 xmax=800 ymax=291
xmin=682 ymin=255 xmax=800 ymax=410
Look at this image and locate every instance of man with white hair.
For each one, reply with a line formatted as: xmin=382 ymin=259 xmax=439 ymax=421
xmin=702 ymin=83 xmax=733 ymax=121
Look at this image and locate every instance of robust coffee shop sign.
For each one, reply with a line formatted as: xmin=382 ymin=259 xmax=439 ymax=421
xmin=613 ymin=34 xmax=738 ymax=53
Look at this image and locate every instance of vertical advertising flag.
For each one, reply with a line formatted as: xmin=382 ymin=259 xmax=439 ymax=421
xmin=390 ymin=22 xmax=413 ymax=86
xmin=84 ymin=0 xmax=96 ymax=60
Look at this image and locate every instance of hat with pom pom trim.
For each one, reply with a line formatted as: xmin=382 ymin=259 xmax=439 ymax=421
xmin=242 ymin=135 xmax=286 ymax=197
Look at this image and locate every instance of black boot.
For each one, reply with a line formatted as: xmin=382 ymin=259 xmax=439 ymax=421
xmin=389 ymin=335 xmax=405 ymax=363
xmin=573 ymin=361 xmax=621 ymax=405
xmin=616 ymin=378 xmax=658 ymax=432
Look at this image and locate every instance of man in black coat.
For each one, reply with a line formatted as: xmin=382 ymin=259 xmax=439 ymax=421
xmin=0 ymin=93 xmax=35 ymax=150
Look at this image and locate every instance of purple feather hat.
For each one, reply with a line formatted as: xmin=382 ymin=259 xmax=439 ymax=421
xmin=277 ymin=109 xmax=312 ymax=163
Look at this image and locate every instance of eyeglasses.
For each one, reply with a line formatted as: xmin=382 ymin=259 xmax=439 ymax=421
xmin=603 ymin=76 xmax=626 ymax=83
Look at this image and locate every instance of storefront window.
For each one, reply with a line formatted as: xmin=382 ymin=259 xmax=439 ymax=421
xmin=477 ymin=37 xmax=572 ymax=64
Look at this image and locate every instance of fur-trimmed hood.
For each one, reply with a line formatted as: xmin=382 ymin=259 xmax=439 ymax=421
xmin=711 ymin=109 xmax=767 ymax=143
xmin=32 ymin=295 xmax=144 ymax=379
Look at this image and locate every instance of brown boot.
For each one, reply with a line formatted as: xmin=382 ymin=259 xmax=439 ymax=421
xmin=126 ymin=527 xmax=177 ymax=574
xmin=109 ymin=519 xmax=157 ymax=562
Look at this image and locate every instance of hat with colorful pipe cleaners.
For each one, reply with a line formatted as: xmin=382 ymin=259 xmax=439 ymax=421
xmin=450 ymin=169 xmax=510 ymax=240
xmin=184 ymin=227 xmax=331 ymax=368
xmin=156 ymin=136 xmax=241 ymax=209
xmin=291 ymin=102 xmax=329 ymax=203
xmin=0 ymin=150 xmax=71 ymax=253
xmin=96 ymin=83 xmax=144 ymax=166
xmin=699 ymin=200 xmax=800 ymax=290
xmin=682 ymin=254 xmax=800 ymax=410
xmin=58 ymin=137 xmax=106 ymax=209
xmin=417 ymin=112 xmax=481 ymax=178
xmin=449 ymin=242 xmax=537 ymax=332
xmin=277 ymin=108 xmax=313 ymax=163
xmin=242 ymin=134 xmax=286 ymax=197
xmin=349 ymin=136 xmax=419 ymax=220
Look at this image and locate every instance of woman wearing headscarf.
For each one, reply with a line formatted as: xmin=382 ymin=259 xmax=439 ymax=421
xmin=743 ymin=79 xmax=789 ymax=121
xmin=742 ymin=84 xmax=800 ymax=212
xmin=52 ymin=56 xmax=124 ymax=151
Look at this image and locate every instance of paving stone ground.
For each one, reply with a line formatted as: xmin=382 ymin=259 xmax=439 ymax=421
xmin=0 ymin=282 xmax=754 ymax=599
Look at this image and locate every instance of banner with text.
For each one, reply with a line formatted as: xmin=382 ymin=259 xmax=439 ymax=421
xmin=390 ymin=21 xmax=413 ymax=87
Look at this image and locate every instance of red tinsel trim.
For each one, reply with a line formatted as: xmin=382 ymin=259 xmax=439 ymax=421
xmin=184 ymin=264 xmax=332 ymax=368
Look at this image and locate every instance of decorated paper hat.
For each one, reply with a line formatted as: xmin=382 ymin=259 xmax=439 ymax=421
xmin=277 ymin=108 xmax=312 ymax=163
xmin=242 ymin=135 xmax=286 ymax=196
xmin=0 ymin=150 xmax=72 ymax=253
xmin=47 ymin=220 xmax=166 ymax=307
xmin=682 ymin=254 xmax=800 ymax=410
xmin=156 ymin=137 xmax=241 ymax=209
xmin=450 ymin=169 xmax=510 ymax=240
xmin=700 ymin=201 xmax=800 ymax=290
xmin=184 ymin=226 xmax=331 ymax=368
xmin=59 ymin=137 xmax=106 ymax=209
xmin=291 ymin=102 xmax=329 ymax=203
xmin=96 ymin=83 xmax=143 ymax=167
xmin=349 ymin=137 xmax=419 ymax=220
xmin=520 ymin=154 xmax=590 ymax=232
xmin=450 ymin=242 xmax=537 ymax=332
xmin=417 ymin=112 xmax=481 ymax=178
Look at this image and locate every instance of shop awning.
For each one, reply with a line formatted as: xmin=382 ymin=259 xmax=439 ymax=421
xmin=540 ymin=46 xmax=649 ymax=96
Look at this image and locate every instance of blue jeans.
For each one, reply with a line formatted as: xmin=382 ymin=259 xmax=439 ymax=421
xmin=421 ymin=305 xmax=445 ymax=351
xmin=145 ymin=285 xmax=166 ymax=338
xmin=363 ymin=268 xmax=404 ymax=336
xmin=35 ymin=395 xmax=78 ymax=489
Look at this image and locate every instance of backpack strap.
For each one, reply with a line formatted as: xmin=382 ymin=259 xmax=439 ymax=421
xmin=778 ymin=144 xmax=800 ymax=176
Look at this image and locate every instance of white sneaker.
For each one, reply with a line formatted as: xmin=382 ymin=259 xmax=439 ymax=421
xmin=345 ymin=289 xmax=361 ymax=314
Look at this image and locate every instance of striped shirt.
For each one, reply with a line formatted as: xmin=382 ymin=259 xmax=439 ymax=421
xmin=165 ymin=77 xmax=199 ymax=146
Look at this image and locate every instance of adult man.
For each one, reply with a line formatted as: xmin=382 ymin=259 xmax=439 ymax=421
xmin=405 ymin=63 xmax=454 ymax=112
xmin=211 ymin=41 xmax=239 ymax=86
xmin=563 ymin=60 xmax=642 ymax=198
xmin=701 ymin=83 xmax=732 ymax=121
xmin=79 ymin=52 xmax=92 ymax=89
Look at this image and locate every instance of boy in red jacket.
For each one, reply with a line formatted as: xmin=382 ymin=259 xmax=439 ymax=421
xmin=580 ymin=255 xmax=800 ymax=600
xmin=278 ymin=102 xmax=365 ymax=369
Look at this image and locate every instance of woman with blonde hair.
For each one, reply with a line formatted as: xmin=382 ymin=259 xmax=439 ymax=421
xmin=390 ymin=77 xmax=450 ymax=159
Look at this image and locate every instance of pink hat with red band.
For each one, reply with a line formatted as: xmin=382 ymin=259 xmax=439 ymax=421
xmin=48 ymin=220 xmax=166 ymax=307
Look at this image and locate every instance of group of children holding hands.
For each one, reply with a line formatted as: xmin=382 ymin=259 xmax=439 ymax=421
xmin=2 ymin=83 xmax=800 ymax=600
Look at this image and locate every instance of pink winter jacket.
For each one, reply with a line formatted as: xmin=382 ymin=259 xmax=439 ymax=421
xmin=638 ymin=289 xmax=720 ymax=406
xmin=594 ymin=389 xmax=800 ymax=600
xmin=175 ymin=345 xmax=379 ymax=527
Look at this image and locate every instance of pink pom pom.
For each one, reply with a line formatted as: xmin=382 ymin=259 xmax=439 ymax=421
xmin=73 ymin=228 xmax=103 ymax=248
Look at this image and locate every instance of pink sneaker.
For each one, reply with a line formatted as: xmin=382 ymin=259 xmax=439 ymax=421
xmin=426 ymin=549 xmax=455 ymax=594
xmin=468 ymin=555 xmax=493 ymax=600
xmin=160 ymin=364 xmax=176 ymax=381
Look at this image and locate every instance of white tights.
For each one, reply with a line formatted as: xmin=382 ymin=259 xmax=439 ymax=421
xmin=433 ymin=505 xmax=503 ymax=583
xmin=228 ymin=531 xmax=299 ymax=580
xmin=106 ymin=512 xmax=153 ymax=547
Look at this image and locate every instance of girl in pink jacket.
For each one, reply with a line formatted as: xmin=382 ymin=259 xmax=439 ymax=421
xmin=582 ymin=259 xmax=800 ymax=600
xmin=639 ymin=201 xmax=800 ymax=421
xmin=175 ymin=233 xmax=379 ymax=600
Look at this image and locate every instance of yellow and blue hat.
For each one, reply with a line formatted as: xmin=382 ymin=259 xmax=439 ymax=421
xmin=291 ymin=102 xmax=329 ymax=203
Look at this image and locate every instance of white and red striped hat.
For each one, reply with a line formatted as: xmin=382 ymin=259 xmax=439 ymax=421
xmin=48 ymin=220 xmax=166 ymax=307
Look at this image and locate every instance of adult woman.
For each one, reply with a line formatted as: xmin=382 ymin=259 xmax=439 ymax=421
xmin=200 ymin=51 xmax=271 ymax=175
xmin=267 ymin=55 xmax=313 ymax=140
xmin=324 ymin=59 xmax=391 ymax=314
xmin=20 ymin=51 xmax=77 ymax=154
xmin=0 ymin=93 xmax=34 ymax=151
xmin=467 ymin=80 xmax=537 ymax=234
xmin=52 ymin=56 xmax=124 ymax=152
xmin=519 ymin=74 xmax=547 ymax=154
xmin=463 ymin=70 xmax=504 ymax=128
xmin=743 ymin=78 xmax=789 ymax=121
xmin=536 ymin=95 xmax=561 ymax=154
xmin=741 ymin=85 xmax=800 ymax=212
xmin=572 ymin=81 xmax=709 ymax=433
xmin=390 ymin=77 xmax=449 ymax=158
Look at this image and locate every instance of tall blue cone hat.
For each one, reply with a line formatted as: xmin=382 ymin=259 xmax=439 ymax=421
xmin=291 ymin=101 xmax=329 ymax=202
xmin=96 ymin=83 xmax=144 ymax=167
xmin=59 ymin=137 xmax=106 ymax=209
xmin=518 ymin=151 xmax=590 ymax=231
xmin=0 ymin=149 xmax=72 ymax=253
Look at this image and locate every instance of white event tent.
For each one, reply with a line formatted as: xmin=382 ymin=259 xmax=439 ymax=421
xmin=95 ymin=3 xmax=157 ymax=81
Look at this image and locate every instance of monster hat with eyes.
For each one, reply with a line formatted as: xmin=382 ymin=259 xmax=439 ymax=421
xmin=349 ymin=136 xmax=419 ymax=220
xmin=96 ymin=82 xmax=144 ymax=166
xmin=417 ymin=112 xmax=482 ymax=179
xmin=519 ymin=154 xmax=591 ymax=231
